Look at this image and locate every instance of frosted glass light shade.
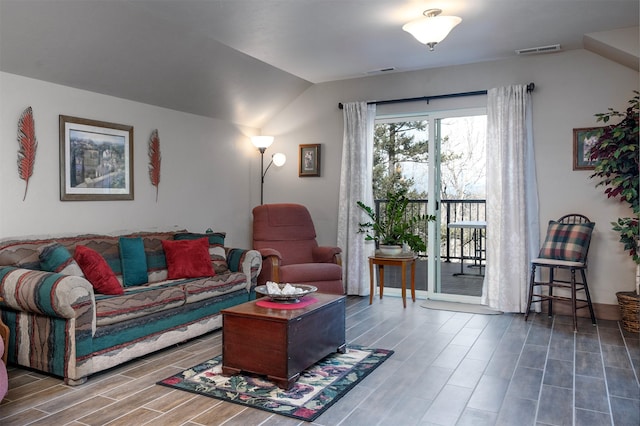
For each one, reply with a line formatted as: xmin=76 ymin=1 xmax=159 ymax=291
xmin=272 ymin=153 xmax=286 ymax=167
xmin=403 ymin=13 xmax=461 ymax=49
xmin=251 ymin=135 xmax=274 ymax=149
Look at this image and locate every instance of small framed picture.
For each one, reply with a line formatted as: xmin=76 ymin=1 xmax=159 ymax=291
xmin=59 ymin=115 xmax=134 ymax=200
xmin=299 ymin=144 xmax=321 ymax=177
xmin=573 ymin=127 xmax=602 ymax=170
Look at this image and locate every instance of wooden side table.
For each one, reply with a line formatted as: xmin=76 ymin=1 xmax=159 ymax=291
xmin=368 ymin=255 xmax=418 ymax=308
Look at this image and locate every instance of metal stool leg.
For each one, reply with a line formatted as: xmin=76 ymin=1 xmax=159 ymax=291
xmin=571 ymin=268 xmax=578 ymax=332
xmin=525 ymin=264 xmax=537 ymax=321
xmin=548 ymin=267 xmax=554 ymax=317
xmin=581 ymin=268 xmax=597 ymax=326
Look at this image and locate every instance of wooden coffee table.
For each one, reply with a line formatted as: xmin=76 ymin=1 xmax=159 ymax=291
xmin=221 ymin=293 xmax=346 ymax=389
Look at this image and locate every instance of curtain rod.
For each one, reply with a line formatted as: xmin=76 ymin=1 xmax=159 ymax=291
xmin=338 ymin=82 xmax=535 ymax=109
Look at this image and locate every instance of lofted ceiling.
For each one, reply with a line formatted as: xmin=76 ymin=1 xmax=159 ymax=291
xmin=0 ymin=0 xmax=638 ymax=128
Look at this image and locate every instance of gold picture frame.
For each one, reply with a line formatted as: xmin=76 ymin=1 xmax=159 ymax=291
xmin=573 ymin=127 xmax=602 ymax=171
xmin=59 ymin=115 xmax=134 ymax=200
xmin=299 ymin=144 xmax=321 ymax=177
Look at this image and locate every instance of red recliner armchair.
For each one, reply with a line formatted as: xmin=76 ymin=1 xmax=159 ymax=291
xmin=252 ymin=203 xmax=344 ymax=294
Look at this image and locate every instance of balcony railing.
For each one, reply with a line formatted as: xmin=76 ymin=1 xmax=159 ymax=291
xmin=373 ymin=198 xmax=486 ymax=263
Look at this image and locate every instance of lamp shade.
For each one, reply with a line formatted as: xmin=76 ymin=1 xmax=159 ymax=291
xmin=251 ymin=135 xmax=274 ymax=149
xmin=272 ymin=152 xmax=286 ymax=167
xmin=403 ymin=9 xmax=461 ymax=50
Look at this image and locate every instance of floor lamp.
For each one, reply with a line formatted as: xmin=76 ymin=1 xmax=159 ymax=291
xmin=251 ymin=136 xmax=286 ymax=205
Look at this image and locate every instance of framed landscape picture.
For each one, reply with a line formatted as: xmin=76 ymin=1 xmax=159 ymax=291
xmin=573 ymin=127 xmax=602 ymax=170
xmin=59 ymin=115 xmax=134 ymax=200
xmin=299 ymin=144 xmax=321 ymax=177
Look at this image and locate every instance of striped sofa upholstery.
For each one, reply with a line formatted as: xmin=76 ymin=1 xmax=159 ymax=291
xmin=0 ymin=231 xmax=261 ymax=385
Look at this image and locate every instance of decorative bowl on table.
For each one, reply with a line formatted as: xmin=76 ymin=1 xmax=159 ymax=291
xmin=255 ymin=283 xmax=317 ymax=303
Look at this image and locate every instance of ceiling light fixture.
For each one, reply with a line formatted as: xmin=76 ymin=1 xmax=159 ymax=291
xmin=402 ymin=9 xmax=462 ymax=51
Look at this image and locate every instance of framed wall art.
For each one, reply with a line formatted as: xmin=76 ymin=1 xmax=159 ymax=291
xmin=59 ymin=115 xmax=134 ymax=200
xmin=573 ymin=127 xmax=602 ymax=171
xmin=299 ymin=144 xmax=321 ymax=177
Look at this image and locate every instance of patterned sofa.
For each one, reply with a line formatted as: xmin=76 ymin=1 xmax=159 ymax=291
xmin=0 ymin=230 xmax=261 ymax=385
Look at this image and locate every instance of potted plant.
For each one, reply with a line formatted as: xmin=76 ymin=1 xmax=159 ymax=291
xmin=588 ymin=91 xmax=639 ymax=332
xmin=357 ymin=188 xmax=435 ymax=255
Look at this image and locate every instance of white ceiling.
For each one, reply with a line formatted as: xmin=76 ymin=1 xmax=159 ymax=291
xmin=1 ymin=0 xmax=638 ymax=127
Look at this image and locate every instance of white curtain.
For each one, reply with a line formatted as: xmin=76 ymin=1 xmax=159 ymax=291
xmin=483 ymin=85 xmax=540 ymax=312
xmin=337 ymin=102 xmax=376 ymax=295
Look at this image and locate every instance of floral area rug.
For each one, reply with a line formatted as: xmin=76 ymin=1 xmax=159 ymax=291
xmin=157 ymin=345 xmax=393 ymax=422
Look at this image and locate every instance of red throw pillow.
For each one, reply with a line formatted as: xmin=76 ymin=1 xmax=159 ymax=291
xmin=162 ymin=238 xmax=215 ymax=279
xmin=74 ymin=245 xmax=124 ymax=295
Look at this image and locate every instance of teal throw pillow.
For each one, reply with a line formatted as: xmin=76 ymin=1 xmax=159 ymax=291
xmin=119 ymin=237 xmax=148 ymax=286
xmin=174 ymin=231 xmax=226 ymax=246
xmin=38 ymin=242 xmax=85 ymax=276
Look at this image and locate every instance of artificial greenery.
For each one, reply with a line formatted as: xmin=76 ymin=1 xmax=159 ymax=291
xmin=357 ymin=188 xmax=435 ymax=253
xmin=589 ymin=91 xmax=639 ymax=266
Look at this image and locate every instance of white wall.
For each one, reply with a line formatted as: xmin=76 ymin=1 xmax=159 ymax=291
xmin=262 ymin=49 xmax=639 ymax=306
xmin=1 ymin=49 xmax=637 ymax=307
xmin=0 ymin=72 xmax=259 ymax=248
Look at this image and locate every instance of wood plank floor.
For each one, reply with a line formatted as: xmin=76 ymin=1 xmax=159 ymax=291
xmin=1 ymin=296 xmax=638 ymax=425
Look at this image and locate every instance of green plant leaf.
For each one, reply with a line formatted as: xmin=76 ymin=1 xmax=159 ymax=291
xmin=357 ymin=188 xmax=435 ymax=253
xmin=590 ymin=91 xmax=639 ymax=265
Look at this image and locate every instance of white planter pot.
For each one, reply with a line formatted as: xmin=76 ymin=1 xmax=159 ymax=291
xmin=379 ymin=245 xmax=403 ymax=256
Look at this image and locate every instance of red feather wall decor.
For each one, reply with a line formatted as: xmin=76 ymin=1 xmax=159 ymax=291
xmin=17 ymin=106 xmax=38 ymax=201
xmin=148 ymin=129 xmax=161 ymax=202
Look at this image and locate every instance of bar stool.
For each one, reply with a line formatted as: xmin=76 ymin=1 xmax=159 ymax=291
xmin=524 ymin=214 xmax=596 ymax=332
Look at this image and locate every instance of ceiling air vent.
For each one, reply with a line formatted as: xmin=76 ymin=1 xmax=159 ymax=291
xmin=516 ymin=44 xmax=561 ymax=55
xmin=366 ymin=67 xmax=396 ymax=75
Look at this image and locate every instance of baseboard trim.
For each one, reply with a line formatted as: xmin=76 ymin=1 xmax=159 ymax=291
xmin=542 ymin=302 xmax=620 ymax=321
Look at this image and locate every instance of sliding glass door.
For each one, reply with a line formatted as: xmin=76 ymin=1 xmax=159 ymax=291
xmin=373 ymin=108 xmax=486 ymax=304
xmin=428 ymin=109 xmax=487 ymax=303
